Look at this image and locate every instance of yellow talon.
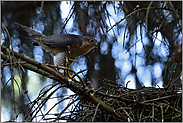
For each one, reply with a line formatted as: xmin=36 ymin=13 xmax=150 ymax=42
xmin=65 ymin=70 xmax=75 ymax=80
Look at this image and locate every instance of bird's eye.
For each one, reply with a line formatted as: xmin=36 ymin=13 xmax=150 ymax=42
xmin=89 ymin=39 xmax=94 ymax=43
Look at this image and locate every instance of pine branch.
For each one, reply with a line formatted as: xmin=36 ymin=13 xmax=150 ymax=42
xmin=1 ymin=45 xmax=128 ymax=121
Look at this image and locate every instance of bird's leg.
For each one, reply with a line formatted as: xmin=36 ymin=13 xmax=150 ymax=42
xmin=65 ymin=57 xmax=76 ymax=80
xmin=65 ymin=47 xmax=73 ymax=79
xmin=65 ymin=57 xmax=70 ymax=77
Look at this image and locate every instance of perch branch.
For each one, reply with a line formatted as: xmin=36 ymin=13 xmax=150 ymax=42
xmin=1 ymin=45 xmax=128 ymax=121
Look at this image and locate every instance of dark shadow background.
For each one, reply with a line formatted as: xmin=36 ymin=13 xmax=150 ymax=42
xmin=1 ymin=1 xmax=182 ymax=121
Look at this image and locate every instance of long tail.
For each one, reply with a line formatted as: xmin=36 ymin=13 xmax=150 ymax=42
xmin=15 ymin=22 xmax=43 ymax=36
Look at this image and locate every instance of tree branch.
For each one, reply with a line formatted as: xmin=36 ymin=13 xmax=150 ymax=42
xmin=1 ymin=45 xmax=128 ymax=121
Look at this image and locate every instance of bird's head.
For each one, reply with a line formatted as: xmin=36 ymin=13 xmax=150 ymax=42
xmin=84 ymin=36 xmax=98 ymax=48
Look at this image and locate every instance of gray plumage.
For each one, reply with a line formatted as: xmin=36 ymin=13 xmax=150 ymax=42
xmin=15 ymin=22 xmax=97 ymax=73
xmin=15 ymin=22 xmax=95 ymax=48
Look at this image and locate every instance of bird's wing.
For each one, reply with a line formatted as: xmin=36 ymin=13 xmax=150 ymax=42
xmin=39 ymin=34 xmax=84 ymax=47
xmin=15 ymin=23 xmax=86 ymax=48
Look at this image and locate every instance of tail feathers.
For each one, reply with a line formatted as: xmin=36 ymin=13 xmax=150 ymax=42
xmin=15 ymin=22 xmax=43 ymax=37
xmin=28 ymin=34 xmax=42 ymax=41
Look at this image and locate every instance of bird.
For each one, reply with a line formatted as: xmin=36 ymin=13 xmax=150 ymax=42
xmin=15 ymin=22 xmax=97 ymax=74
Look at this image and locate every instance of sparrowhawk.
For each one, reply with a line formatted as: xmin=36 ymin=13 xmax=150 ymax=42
xmin=15 ymin=22 xmax=97 ymax=73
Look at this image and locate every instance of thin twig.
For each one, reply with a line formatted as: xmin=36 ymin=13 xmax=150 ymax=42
xmin=103 ymin=6 xmax=181 ymax=35
xmin=92 ymin=103 xmax=100 ymax=122
xmin=54 ymin=96 xmax=82 ymax=122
